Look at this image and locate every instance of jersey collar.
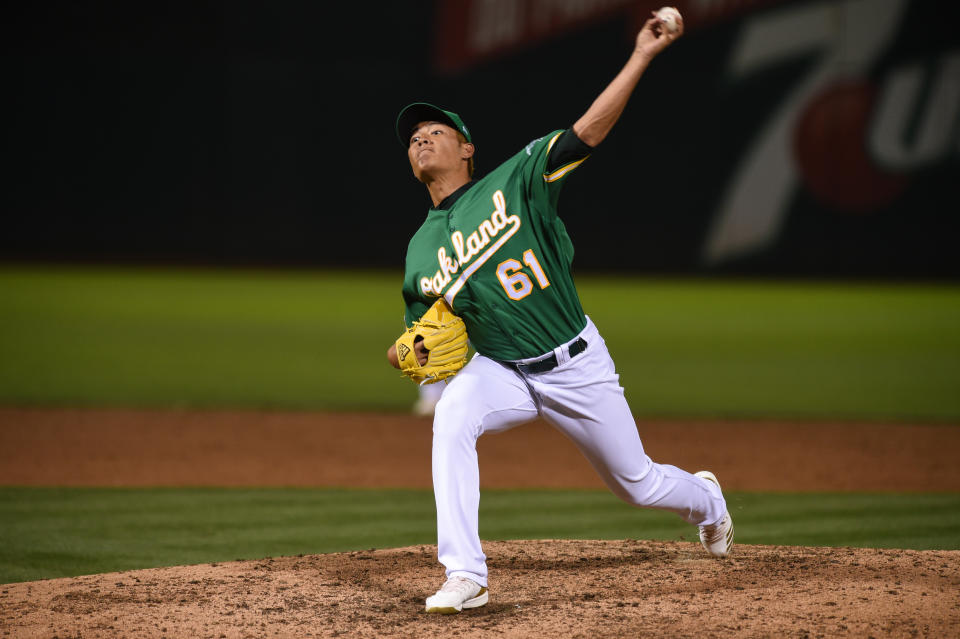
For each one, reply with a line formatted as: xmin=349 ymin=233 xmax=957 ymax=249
xmin=432 ymin=180 xmax=476 ymax=211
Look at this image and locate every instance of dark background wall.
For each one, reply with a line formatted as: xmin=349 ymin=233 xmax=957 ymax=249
xmin=4 ymin=0 xmax=958 ymax=276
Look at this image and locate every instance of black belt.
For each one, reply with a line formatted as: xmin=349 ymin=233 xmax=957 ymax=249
xmin=508 ymin=337 xmax=588 ymax=375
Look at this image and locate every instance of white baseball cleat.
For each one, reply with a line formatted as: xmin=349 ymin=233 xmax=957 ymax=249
xmin=695 ymin=470 xmax=734 ymax=558
xmin=425 ymin=576 xmax=489 ymax=614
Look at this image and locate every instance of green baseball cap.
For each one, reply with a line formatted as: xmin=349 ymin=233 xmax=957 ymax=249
xmin=396 ymin=102 xmax=472 ymax=147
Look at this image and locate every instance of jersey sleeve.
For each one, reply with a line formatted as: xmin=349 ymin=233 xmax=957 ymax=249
xmin=402 ymin=282 xmax=430 ymax=328
xmin=519 ymin=128 xmax=592 ymax=214
xmin=544 ymin=128 xmax=593 ymax=181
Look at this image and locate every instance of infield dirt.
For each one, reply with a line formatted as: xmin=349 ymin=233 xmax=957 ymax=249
xmin=1 ymin=407 xmax=959 ymax=638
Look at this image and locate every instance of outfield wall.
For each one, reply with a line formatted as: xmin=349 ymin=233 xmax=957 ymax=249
xmin=4 ymin=0 xmax=958 ymax=276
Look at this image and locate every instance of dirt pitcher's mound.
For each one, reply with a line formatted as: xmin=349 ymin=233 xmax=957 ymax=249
xmin=3 ymin=540 xmax=958 ymax=638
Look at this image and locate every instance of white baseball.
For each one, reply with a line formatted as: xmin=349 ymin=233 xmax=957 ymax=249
xmin=656 ymin=6 xmax=681 ymax=33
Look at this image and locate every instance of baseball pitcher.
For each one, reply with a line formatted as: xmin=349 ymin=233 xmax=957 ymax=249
xmin=386 ymin=9 xmax=733 ymax=614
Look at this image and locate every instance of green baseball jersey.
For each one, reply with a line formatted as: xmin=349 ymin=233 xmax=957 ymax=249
xmin=402 ymin=130 xmax=590 ymax=361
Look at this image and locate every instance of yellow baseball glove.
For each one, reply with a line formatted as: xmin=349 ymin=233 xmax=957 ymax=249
xmin=395 ymin=298 xmax=468 ymax=385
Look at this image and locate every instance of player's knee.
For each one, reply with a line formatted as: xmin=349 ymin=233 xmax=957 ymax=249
xmin=605 ymin=458 xmax=657 ymax=507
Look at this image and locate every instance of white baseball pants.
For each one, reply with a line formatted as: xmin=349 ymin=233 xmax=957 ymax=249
xmin=431 ymin=316 xmax=727 ymax=587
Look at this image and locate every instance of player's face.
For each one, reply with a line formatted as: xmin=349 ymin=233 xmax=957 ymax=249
xmin=407 ymin=121 xmax=468 ymax=181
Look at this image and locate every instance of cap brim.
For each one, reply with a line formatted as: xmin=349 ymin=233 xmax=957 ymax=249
xmin=396 ymin=103 xmax=460 ymax=147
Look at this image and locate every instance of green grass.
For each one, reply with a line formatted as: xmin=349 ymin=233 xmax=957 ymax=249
xmin=1 ymin=487 xmax=958 ymax=584
xmin=1 ymin=266 xmax=958 ymax=419
xmin=579 ymin=279 xmax=960 ymax=420
xmin=0 ymin=267 xmax=409 ymax=410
